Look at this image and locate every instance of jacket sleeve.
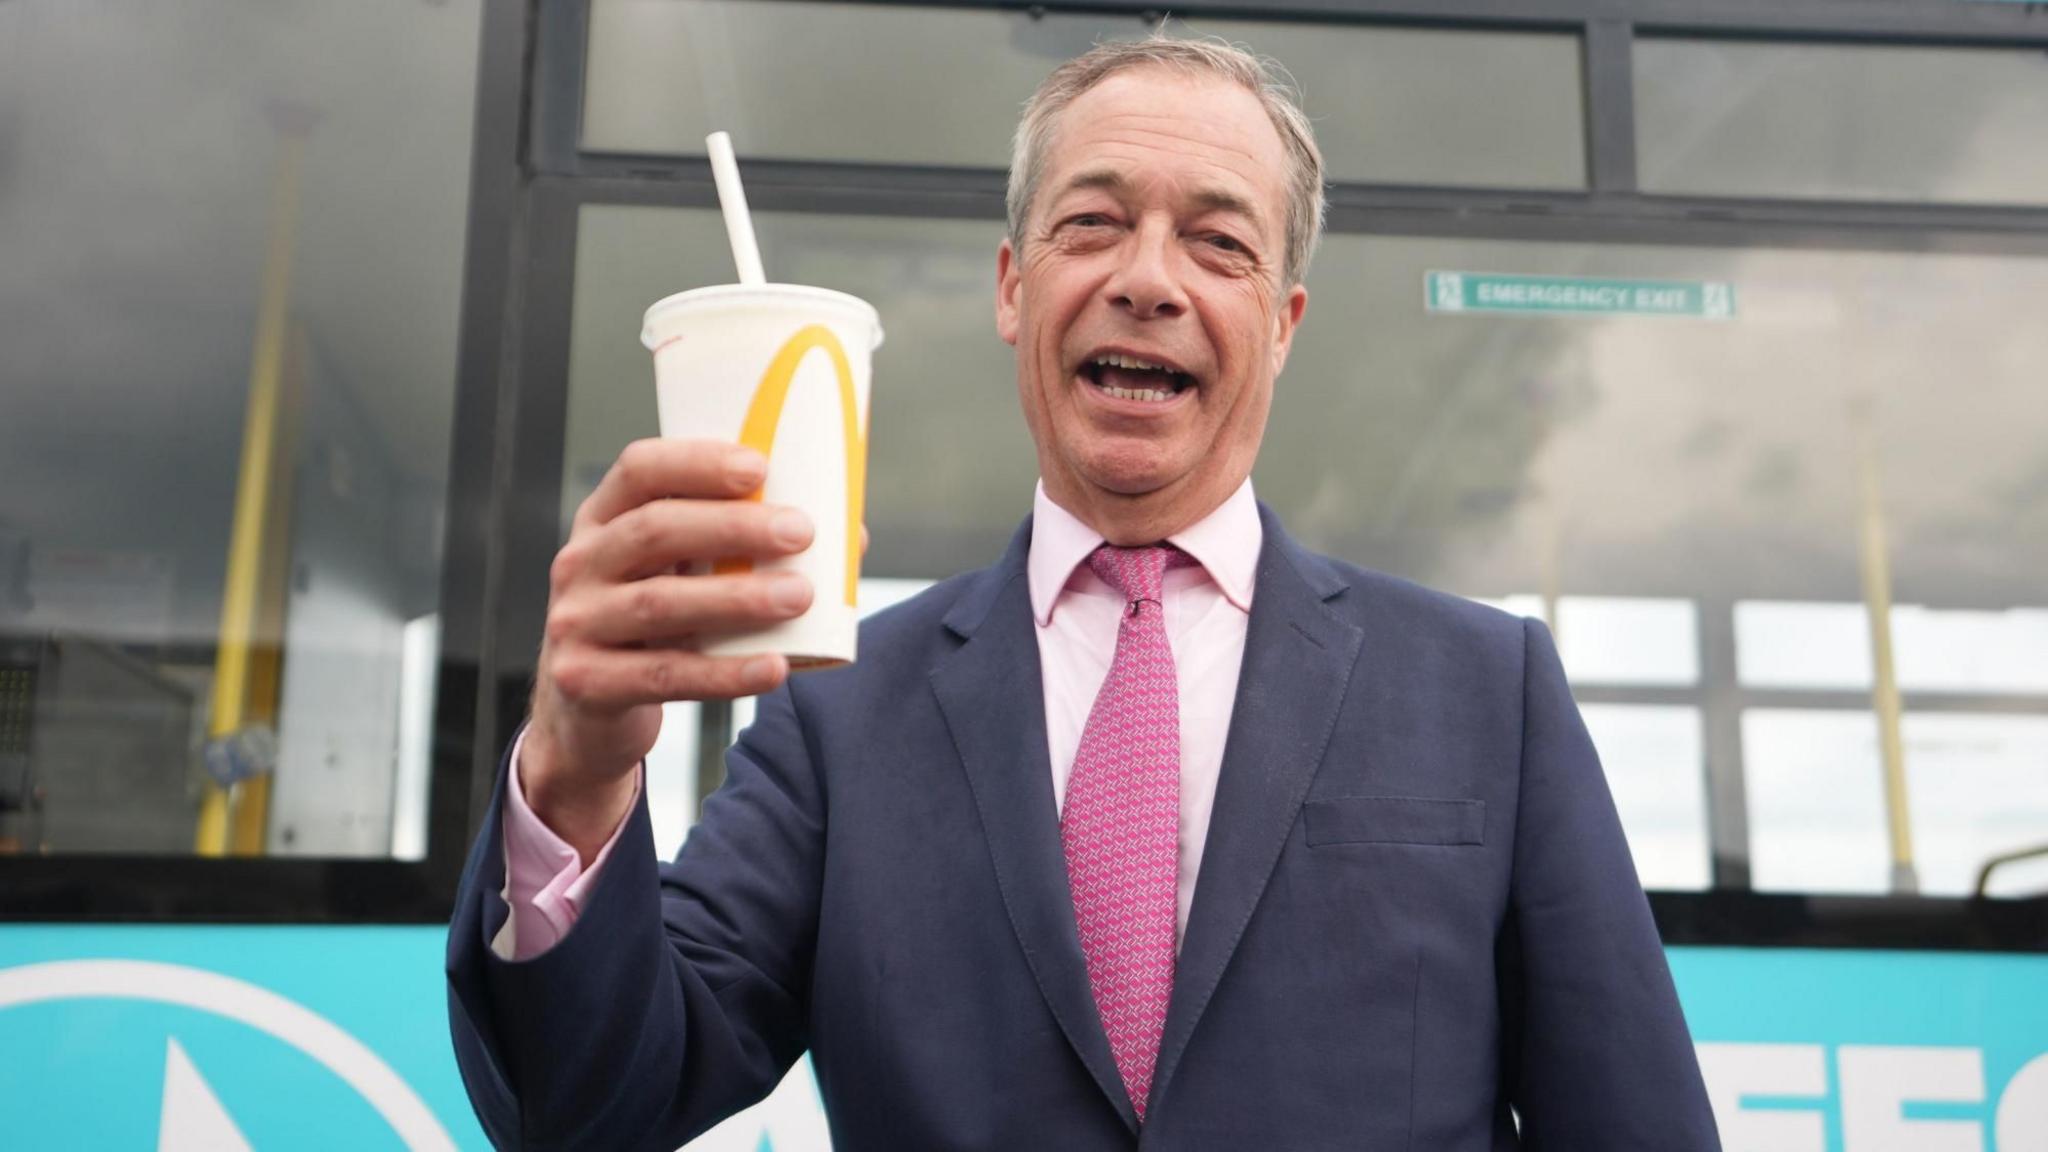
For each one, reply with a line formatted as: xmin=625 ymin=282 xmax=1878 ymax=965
xmin=446 ymin=681 xmax=825 ymax=1151
xmin=1500 ymin=617 xmax=1720 ymax=1148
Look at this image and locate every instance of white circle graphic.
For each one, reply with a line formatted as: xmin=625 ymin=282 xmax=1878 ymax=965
xmin=0 ymin=959 xmax=458 ymax=1152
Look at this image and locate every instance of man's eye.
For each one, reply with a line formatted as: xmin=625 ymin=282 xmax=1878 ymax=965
xmin=1070 ymin=214 xmax=1109 ymax=228
xmin=1206 ymin=234 xmax=1246 ymax=253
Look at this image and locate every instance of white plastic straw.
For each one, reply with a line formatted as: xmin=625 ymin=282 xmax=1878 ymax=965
xmin=706 ymin=131 xmax=766 ymax=285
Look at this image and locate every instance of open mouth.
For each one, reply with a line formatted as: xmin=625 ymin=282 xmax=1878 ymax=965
xmin=1080 ymin=352 xmax=1196 ymax=404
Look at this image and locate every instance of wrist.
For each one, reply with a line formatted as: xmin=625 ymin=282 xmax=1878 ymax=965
xmin=519 ymin=725 xmax=639 ymax=864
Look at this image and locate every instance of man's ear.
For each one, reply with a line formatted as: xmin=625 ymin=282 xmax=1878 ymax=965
xmin=1269 ymin=283 xmax=1308 ymax=376
xmin=995 ymin=238 xmax=1021 ymax=347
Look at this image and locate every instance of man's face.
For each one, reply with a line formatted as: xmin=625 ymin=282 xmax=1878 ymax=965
xmin=997 ymin=67 xmax=1309 ymax=541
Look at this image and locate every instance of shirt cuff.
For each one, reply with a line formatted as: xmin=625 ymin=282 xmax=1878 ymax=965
xmin=492 ymin=727 xmax=643 ymax=962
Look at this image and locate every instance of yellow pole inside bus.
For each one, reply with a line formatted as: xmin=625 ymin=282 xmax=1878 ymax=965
xmin=195 ymin=123 xmax=306 ymax=857
xmin=1852 ymin=398 xmax=1918 ymax=895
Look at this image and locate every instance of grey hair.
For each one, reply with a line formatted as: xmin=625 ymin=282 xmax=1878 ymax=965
xmin=1006 ymin=34 xmax=1327 ymax=288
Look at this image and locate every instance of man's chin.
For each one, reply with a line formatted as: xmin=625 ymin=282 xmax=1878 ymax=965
xmin=1074 ymin=457 xmax=1190 ymax=501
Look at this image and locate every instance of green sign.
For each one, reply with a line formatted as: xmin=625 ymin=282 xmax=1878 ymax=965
xmin=1426 ymin=272 xmax=1735 ymax=319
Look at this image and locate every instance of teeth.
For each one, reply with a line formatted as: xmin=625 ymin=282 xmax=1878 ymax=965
xmin=1093 ymin=353 xmax=1175 ymax=373
xmin=1097 ymin=383 xmax=1174 ymax=403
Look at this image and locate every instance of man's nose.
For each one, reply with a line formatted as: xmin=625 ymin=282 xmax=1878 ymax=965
xmin=1104 ymin=224 xmax=1189 ymax=320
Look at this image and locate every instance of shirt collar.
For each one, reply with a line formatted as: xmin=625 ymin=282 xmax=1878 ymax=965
xmin=1027 ymin=478 xmax=1261 ymax=626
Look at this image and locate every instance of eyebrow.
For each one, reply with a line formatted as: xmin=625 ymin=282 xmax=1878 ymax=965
xmin=1052 ymin=167 xmax=1269 ymax=232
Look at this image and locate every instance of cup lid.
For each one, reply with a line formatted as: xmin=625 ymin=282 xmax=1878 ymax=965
xmin=641 ymin=283 xmax=883 ymax=350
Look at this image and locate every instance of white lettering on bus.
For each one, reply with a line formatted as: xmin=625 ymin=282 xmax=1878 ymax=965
xmin=1696 ymin=1043 xmax=2048 ymax=1151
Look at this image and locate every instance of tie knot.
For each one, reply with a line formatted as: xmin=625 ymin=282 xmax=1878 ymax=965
xmin=1086 ymin=544 xmax=1195 ymax=607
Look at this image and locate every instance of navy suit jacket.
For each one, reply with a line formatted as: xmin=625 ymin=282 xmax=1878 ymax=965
xmin=447 ymin=506 xmax=1719 ymax=1150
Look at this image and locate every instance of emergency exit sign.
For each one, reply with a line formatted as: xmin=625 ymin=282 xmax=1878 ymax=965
xmin=1426 ymin=272 xmax=1736 ymax=319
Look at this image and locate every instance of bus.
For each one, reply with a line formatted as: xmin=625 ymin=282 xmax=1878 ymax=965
xmin=3 ymin=0 xmax=2044 ymax=1147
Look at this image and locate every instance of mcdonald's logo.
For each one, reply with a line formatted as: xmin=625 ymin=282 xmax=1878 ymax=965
xmin=712 ymin=324 xmax=867 ymax=606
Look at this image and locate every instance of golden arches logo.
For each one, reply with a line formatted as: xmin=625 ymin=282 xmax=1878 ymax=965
xmin=712 ymin=324 xmax=866 ymax=606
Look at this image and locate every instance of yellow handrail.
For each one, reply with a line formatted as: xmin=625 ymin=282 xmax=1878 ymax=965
xmin=196 ymin=128 xmax=306 ymax=857
xmin=1852 ymin=399 xmax=1917 ymax=895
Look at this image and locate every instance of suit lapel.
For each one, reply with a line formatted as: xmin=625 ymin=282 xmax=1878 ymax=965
xmin=929 ymin=519 xmax=1141 ymax=1134
xmin=1147 ymin=505 xmax=1364 ymax=1115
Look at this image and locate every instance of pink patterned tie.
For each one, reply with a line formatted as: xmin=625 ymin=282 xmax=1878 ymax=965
xmin=1062 ymin=543 xmax=1195 ymax=1121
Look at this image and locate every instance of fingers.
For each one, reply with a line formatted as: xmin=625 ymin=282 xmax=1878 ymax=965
xmin=575 ymin=438 xmax=767 ymax=530
xmin=554 ymin=572 xmax=814 ymax=647
xmin=537 ymin=438 xmax=826 ymax=720
xmin=546 ymin=647 xmax=790 ymax=711
xmin=564 ymin=498 xmax=814 ymax=585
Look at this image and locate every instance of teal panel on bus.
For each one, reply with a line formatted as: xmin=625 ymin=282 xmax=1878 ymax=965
xmin=1669 ymin=946 xmax=2048 ymax=1150
xmin=4 ymin=927 xmax=2045 ymax=1149
xmin=0 ymin=924 xmax=486 ymax=1151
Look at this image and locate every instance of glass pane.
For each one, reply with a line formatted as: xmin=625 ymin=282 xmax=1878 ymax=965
xmin=1557 ymin=597 xmax=1698 ymax=687
xmin=0 ymin=1 xmax=480 ymax=857
xmin=1168 ymin=18 xmax=1586 ymax=189
xmin=1733 ymin=601 xmax=1871 ymax=691
xmin=647 ymin=701 xmax=702 ymax=861
xmin=1737 ymin=601 xmax=2048 ymax=694
xmin=1269 ymin=238 xmax=2048 ymax=619
xmin=582 ymin=0 xmax=1586 ymax=187
xmin=1744 ymin=709 xmax=1891 ymax=895
xmin=1580 ymin=704 xmax=1711 ymax=891
xmin=1747 ymin=710 xmax=2048 ymax=897
xmin=1470 ymin=596 xmax=1699 ymax=686
xmin=1907 ymin=715 xmax=2048 ymax=898
xmin=1636 ymin=38 xmax=2048 ymax=206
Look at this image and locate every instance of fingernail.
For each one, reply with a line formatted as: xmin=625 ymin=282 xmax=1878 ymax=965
xmin=770 ymin=508 xmax=813 ymax=548
xmin=743 ymin=655 xmax=782 ymax=689
xmin=769 ymin=573 xmax=812 ymax=612
xmin=728 ymin=449 xmax=767 ymax=487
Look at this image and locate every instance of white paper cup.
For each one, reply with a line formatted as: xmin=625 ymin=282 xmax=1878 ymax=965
xmin=642 ymin=283 xmax=883 ymax=668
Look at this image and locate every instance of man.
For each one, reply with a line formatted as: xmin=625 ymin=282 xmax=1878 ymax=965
xmin=447 ymin=36 xmax=1720 ymax=1150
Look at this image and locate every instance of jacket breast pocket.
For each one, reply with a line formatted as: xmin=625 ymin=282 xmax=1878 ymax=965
xmin=1303 ymin=797 xmax=1486 ymax=848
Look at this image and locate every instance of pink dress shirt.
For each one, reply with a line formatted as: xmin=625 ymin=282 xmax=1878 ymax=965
xmin=490 ymin=729 xmax=642 ymax=961
xmin=497 ymin=480 xmax=1261 ymax=961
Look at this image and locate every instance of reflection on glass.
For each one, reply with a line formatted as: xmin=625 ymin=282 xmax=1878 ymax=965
xmin=1905 ymin=715 xmax=2048 ymax=898
xmin=582 ymin=0 xmax=1586 ymax=186
xmin=648 ymin=701 xmax=702 ymax=861
xmin=1558 ymin=598 xmax=1698 ymax=687
xmin=1747 ymin=710 xmax=2048 ymax=897
xmin=1473 ymin=596 xmax=1698 ymax=687
xmin=0 ymin=1 xmax=480 ymax=858
xmin=1892 ymin=608 xmax=2048 ymax=696
xmin=1738 ymin=601 xmax=2048 ymax=694
xmin=1166 ymin=17 xmax=1586 ymax=189
xmin=1635 ymin=38 xmax=2048 ymax=205
xmin=1745 ymin=710 xmax=1889 ymax=895
xmin=391 ymin=613 xmax=442 ymax=862
xmin=1734 ymin=602 xmax=1869 ymax=692
xmin=857 ymin=579 xmax=942 ymax=620
xmin=1580 ymin=704 xmax=1710 ymax=891
xmin=1274 ymin=237 xmax=2048 ymax=623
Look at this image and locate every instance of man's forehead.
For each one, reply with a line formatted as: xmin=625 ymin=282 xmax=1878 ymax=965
xmin=1038 ymin=69 xmax=1287 ymax=228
